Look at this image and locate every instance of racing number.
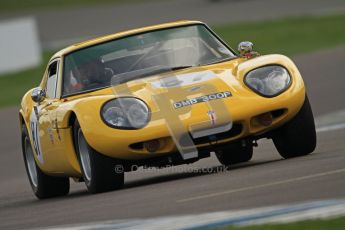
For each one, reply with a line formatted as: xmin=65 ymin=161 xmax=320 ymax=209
xmin=30 ymin=107 xmax=44 ymax=163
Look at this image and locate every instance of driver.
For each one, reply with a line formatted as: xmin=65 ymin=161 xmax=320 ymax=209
xmin=68 ymin=59 xmax=105 ymax=93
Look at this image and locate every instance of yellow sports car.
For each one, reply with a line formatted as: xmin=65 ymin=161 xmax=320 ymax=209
xmin=19 ymin=20 xmax=316 ymax=198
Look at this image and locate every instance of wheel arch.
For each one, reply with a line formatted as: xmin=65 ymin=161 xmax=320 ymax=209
xmin=66 ymin=110 xmax=83 ymax=176
xmin=68 ymin=110 xmax=77 ymax=128
xmin=19 ymin=111 xmax=25 ymax=129
xmin=19 ymin=108 xmax=31 ymax=131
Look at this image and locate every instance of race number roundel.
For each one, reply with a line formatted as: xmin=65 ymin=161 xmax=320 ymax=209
xmin=29 ymin=108 xmax=44 ymax=164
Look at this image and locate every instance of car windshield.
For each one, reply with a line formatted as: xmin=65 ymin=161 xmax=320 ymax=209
xmin=62 ymin=24 xmax=236 ymax=96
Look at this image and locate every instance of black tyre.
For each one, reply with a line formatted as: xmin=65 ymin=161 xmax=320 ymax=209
xmin=21 ymin=124 xmax=70 ymax=199
xmin=73 ymin=120 xmax=124 ymax=194
xmin=272 ymin=96 xmax=316 ymax=158
xmin=216 ymin=140 xmax=253 ymax=166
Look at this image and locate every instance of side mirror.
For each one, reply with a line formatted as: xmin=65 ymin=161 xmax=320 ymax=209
xmin=31 ymin=87 xmax=46 ymax=103
xmin=238 ymin=41 xmax=259 ymax=58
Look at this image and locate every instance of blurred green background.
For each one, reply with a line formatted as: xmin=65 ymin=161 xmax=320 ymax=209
xmin=1 ymin=13 xmax=344 ymax=108
xmin=218 ymin=215 xmax=345 ymax=230
xmin=0 ymin=0 xmax=151 ymax=11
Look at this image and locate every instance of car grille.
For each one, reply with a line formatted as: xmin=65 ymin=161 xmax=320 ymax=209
xmin=179 ymin=123 xmax=243 ymax=147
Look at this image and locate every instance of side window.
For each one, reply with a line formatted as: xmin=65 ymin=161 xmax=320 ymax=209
xmin=46 ymin=61 xmax=59 ymax=98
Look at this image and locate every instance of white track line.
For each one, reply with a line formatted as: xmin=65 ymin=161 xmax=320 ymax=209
xmin=315 ymin=109 xmax=345 ymax=133
xmin=177 ymin=168 xmax=345 ymax=203
xmin=175 ymin=116 xmax=345 ymax=203
xmin=316 ymin=123 xmax=345 ymax=133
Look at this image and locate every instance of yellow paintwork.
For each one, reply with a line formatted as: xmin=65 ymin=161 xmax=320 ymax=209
xmin=19 ymin=20 xmax=306 ymax=178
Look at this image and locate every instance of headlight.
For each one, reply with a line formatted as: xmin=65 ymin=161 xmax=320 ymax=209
xmin=101 ymin=98 xmax=150 ymax=129
xmin=244 ymin=65 xmax=291 ymax=97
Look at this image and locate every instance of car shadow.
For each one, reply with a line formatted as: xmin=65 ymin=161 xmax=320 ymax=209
xmin=62 ymin=158 xmax=284 ymax=199
xmin=3 ymin=151 xmax=321 ymax=207
xmin=2 ymin=157 xmax=287 ymax=208
xmin=123 ymin=158 xmax=283 ymax=189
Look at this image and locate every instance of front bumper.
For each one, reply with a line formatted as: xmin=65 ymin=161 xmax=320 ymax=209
xmin=82 ymin=82 xmax=305 ymax=160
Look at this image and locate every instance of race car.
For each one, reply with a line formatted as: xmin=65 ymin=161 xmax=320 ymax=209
xmin=19 ymin=20 xmax=316 ymax=199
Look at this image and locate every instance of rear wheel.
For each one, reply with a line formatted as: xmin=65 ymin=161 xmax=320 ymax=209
xmin=216 ymin=140 xmax=253 ymax=166
xmin=272 ymin=96 xmax=316 ymax=158
xmin=21 ymin=124 xmax=70 ymax=199
xmin=73 ymin=120 xmax=124 ymax=194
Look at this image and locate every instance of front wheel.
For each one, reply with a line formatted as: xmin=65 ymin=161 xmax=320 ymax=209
xmin=272 ymin=96 xmax=316 ymax=158
xmin=73 ymin=120 xmax=124 ymax=194
xmin=21 ymin=124 xmax=70 ymax=199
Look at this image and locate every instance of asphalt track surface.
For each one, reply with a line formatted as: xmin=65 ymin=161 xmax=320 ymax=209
xmin=0 ymin=47 xmax=344 ymax=229
xmin=2 ymin=0 xmax=345 ymax=48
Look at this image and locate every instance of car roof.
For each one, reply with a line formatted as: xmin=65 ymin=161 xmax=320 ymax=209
xmin=50 ymin=20 xmax=204 ymax=60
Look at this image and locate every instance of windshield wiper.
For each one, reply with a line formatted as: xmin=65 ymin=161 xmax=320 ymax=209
xmin=199 ymin=57 xmax=237 ymax=66
xmin=170 ymin=65 xmax=195 ymax=71
xmin=112 ymin=65 xmax=195 ymax=85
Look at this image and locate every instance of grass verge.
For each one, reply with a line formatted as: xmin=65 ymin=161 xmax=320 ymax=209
xmin=0 ymin=13 xmax=344 ymax=108
xmin=217 ymin=216 xmax=345 ymax=230
xmin=0 ymin=0 xmax=152 ymax=12
xmin=0 ymin=52 xmax=54 ymax=108
xmin=215 ymin=13 xmax=345 ymax=56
